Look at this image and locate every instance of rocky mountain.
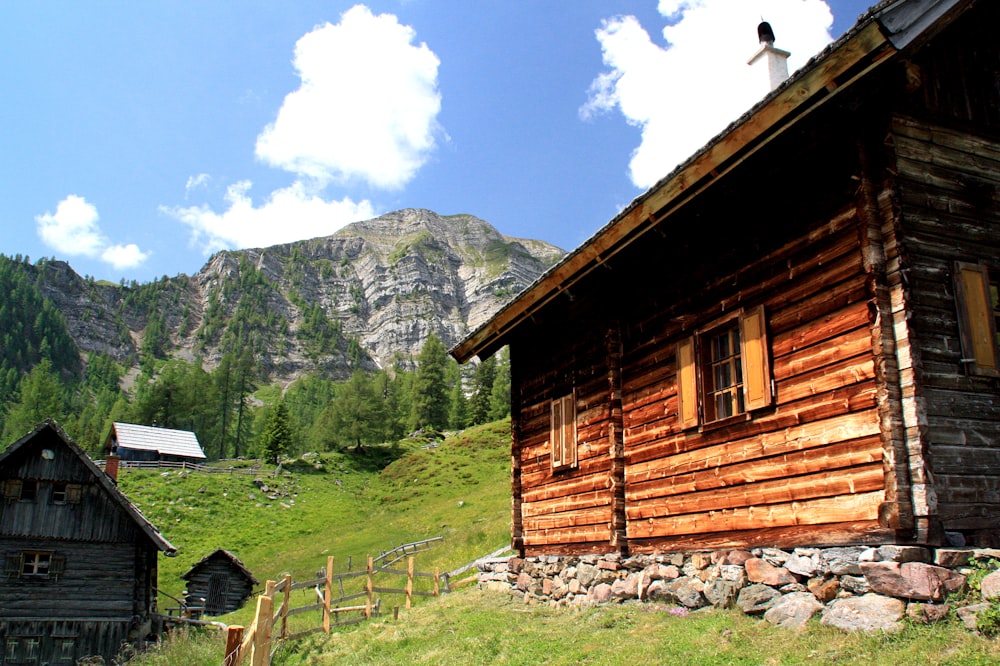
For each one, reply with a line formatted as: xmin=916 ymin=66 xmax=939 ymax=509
xmin=31 ymin=209 xmax=564 ymax=384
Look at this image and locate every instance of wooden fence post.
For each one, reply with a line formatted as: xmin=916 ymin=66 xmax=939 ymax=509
xmin=281 ymin=574 xmax=292 ymax=640
xmin=223 ymin=625 xmax=244 ymax=666
xmin=250 ymin=593 xmax=273 ymax=666
xmin=406 ymin=557 xmax=414 ymax=610
xmin=433 ymin=567 xmax=440 ymax=596
xmin=366 ymin=556 xmax=374 ymax=619
xmin=324 ymin=556 xmax=334 ymax=633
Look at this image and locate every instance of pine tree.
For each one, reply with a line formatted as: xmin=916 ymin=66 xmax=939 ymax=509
xmin=258 ymin=401 xmax=293 ymax=464
xmin=409 ymin=332 xmax=449 ymax=432
xmin=488 ymin=346 xmax=512 ymax=421
xmin=469 ymin=356 xmax=496 ymax=425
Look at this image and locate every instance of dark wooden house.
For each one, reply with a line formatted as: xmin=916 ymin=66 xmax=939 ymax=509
xmin=0 ymin=420 xmax=175 ymax=664
xmin=105 ymin=422 xmax=207 ymax=465
xmin=453 ymin=0 xmax=1000 ymax=556
xmin=181 ymin=549 xmax=258 ymax=616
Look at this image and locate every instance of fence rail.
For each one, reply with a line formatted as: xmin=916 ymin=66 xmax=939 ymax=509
xmin=224 ymin=551 xmax=446 ymax=666
xmin=95 ymin=459 xmax=270 ymax=476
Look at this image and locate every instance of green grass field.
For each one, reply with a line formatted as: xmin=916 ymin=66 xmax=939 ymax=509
xmin=120 ymin=420 xmax=1000 ymax=665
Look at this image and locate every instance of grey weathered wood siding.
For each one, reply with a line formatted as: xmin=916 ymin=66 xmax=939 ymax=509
xmin=892 ymin=116 xmax=1000 ymax=535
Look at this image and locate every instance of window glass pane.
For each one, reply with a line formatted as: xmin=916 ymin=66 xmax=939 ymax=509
xmin=702 ymin=323 xmax=744 ymax=422
xmin=52 ymin=482 xmax=68 ymax=503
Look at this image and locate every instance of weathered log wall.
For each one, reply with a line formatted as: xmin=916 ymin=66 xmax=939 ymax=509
xmin=892 ymin=115 xmax=1000 ymax=540
xmin=620 ymin=206 xmax=889 ymax=552
xmin=514 ymin=313 xmax=616 ymax=555
xmin=185 ymin=555 xmax=256 ymax=615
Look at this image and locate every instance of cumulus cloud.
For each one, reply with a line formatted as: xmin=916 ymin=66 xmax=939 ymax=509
xmin=163 ymin=180 xmax=376 ymax=254
xmin=167 ymin=5 xmax=440 ymax=254
xmin=583 ymin=0 xmax=834 ymax=189
xmin=255 ymin=4 xmax=443 ymax=190
xmin=36 ymin=195 xmax=149 ymax=269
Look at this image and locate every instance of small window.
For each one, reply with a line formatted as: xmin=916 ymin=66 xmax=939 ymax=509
xmin=52 ymin=482 xmax=67 ymax=503
xmin=55 ymin=638 xmax=76 ymax=663
xmin=21 ymin=552 xmax=51 ymax=578
xmin=677 ymin=306 xmax=773 ymax=429
xmin=4 ymin=636 xmax=42 ymax=665
xmin=19 ymin=480 xmax=38 ymax=502
xmin=550 ymin=393 xmax=577 ymax=470
xmin=954 ymin=262 xmax=1000 ymax=377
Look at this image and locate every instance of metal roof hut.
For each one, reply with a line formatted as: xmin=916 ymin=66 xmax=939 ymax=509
xmin=180 ymin=549 xmax=258 ymax=616
xmin=0 ymin=420 xmax=176 ymax=664
xmin=105 ymin=422 xmax=207 ymax=465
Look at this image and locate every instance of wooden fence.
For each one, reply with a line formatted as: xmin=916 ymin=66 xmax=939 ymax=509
xmin=95 ymin=459 xmax=269 ymax=476
xmin=223 ymin=554 xmax=447 ymax=666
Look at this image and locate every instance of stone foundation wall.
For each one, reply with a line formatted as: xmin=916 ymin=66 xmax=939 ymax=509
xmin=476 ymin=545 xmax=1000 ymax=632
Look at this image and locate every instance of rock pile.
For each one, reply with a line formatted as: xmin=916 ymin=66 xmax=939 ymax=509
xmin=476 ymin=546 xmax=1000 ymax=632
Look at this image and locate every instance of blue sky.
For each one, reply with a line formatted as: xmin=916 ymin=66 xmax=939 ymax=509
xmin=0 ymin=1 xmax=872 ymax=283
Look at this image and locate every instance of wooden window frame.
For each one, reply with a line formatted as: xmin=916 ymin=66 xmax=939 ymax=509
xmin=49 ymin=482 xmax=81 ymax=505
xmin=4 ymin=636 xmax=43 ymax=666
xmin=550 ymin=392 xmax=578 ymax=471
xmin=6 ymin=551 xmax=65 ymax=580
xmin=954 ymin=261 xmax=1000 ymax=377
xmin=677 ymin=305 xmax=773 ymax=430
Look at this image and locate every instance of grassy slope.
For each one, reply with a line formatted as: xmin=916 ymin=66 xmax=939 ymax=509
xmin=121 ymin=420 xmax=1000 ymax=665
xmin=118 ymin=420 xmax=512 ymax=605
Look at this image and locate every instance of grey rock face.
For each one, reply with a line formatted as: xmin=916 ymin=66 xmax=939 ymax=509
xmin=34 ymin=209 xmax=565 ymax=384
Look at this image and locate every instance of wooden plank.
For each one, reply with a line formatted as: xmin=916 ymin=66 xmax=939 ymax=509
xmin=627 ymin=464 xmax=884 ymax=519
xmin=522 ymin=523 xmax=611 ymax=546
xmin=627 ymin=490 xmax=883 ymax=539
xmin=520 ymin=489 xmax=613 ymax=518
xmin=627 ymin=519 xmax=894 ymax=553
xmin=627 ymin=435 xmax=883 ymax=499
xmin=525 ymin=505 xmax=613 ymax=532
xmin=774 ymin=353 xmax=876 ymax=404
xmin=626 ymin=409 xmax=880 ymax=479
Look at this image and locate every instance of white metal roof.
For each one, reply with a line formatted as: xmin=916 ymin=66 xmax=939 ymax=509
xmin=111 ymin=422 xmax=207 ymax=460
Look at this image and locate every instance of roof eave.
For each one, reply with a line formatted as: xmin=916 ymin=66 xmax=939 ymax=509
xmin=452 ymin=8 xmax=928 ymax=364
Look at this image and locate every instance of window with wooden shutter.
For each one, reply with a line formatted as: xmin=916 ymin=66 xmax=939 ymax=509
xmin=677 ymin=306 xmax=773 ymax=429
xmin=3 ymin=479 xmax=21 ymax=501
xmin=955 ymin=261 xmax=1000 ymax=377
xmin=66 ymin=483 xmax=83 ymax=504
xmin=550 ymin=393 xmax=577 ymax=470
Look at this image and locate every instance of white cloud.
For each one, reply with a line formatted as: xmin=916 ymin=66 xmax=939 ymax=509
xmin=163 ymin=180 xmax=376 ymax=253
xmin=255 ymin=4 xmax=443 ymax=190
xmin=185 ymin=173 xmax=210 ymax=196
xmin=36 ymin=195 xmax=150 ymax=269
xmin=583 ymin=0 xmax=834 ymax=189
xmin=101 ymin=244 xmax=150 ymax=270
xmin=167 ymin=5 xmax=436 ymax=254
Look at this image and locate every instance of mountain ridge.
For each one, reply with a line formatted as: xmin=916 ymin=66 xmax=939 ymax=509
xmin=30 ymin=208 xmax=564 ymax=384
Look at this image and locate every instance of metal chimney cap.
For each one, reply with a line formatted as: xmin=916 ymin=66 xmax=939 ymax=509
xmin=757 ymin=21 xmax=776 ymax=44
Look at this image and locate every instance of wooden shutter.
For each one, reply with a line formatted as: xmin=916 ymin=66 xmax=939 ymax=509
xmin=3 ymin=479 xmax=21 ymax=500
xmin=550 ymin=394 xmax=577 ymax=469
xmin=954 ymin=262 xmax=1000 ymax=377
xmin=50 ymin=555 xmax=66 ymax=578
xmin=740 ymin=305 xmax=773 ymax=410
xmin=66 ymin=484 xmax=83 ymax=504
xmin=4 ymin=553 xmax=21 ymax=577
xmin=676 ymin=337 xmax=699 ymax=429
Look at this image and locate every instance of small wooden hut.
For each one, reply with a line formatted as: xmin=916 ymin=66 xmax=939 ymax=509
xmin=0 ymin=420 xmax=175 ymax=664
xmin=453 ymin=0 xmax=1000 ymax=556
xmin=105 ymin=422 xmax=207 ymax=465
xmin=180 ymin=549 xmax=258 ymax=616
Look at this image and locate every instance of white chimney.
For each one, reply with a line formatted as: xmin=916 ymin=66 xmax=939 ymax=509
xmin=748 ymin=21 xmax=790 ymax=92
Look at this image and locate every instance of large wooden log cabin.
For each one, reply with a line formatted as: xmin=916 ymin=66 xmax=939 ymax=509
xmin=0 ymin=421 xmax=175 ymax=664
xmin=452 ymin=0 xmax=1000 ymax=557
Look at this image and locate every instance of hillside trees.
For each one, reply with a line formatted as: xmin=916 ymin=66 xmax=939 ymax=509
xmin=409 ymin=332 xmax=449 ymax=431
xmin=258 ymin=401 xmax=292 ymax=464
